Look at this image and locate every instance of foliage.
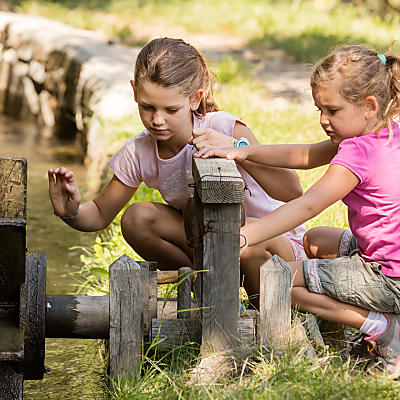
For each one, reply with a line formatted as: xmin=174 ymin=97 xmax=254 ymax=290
xmin=11 ymin=0 xmax=400 ymax=62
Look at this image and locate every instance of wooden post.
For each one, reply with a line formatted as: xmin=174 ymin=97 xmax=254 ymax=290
xmin=259 ymin=255 xmax=291 ymax=349
xmin=177 ymin=267 xmax=192 ymax=320
xmin=192 ymin=158 xmax=244 ymax=354
xmin=0 ymin=157 xmax=27 ymax=398
xmin=109 ymin=255 xmax=142 ymax=380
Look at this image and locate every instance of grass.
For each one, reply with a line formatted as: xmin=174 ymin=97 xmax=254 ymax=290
xmin=8 ymin=0 xmax=400 ymax=62
xmin=13 ymin=0 xmax=400 ymax=397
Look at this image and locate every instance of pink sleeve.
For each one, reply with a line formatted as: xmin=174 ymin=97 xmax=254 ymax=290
xmin=108 ymin=138 xmax=142 ymax=188
xmin=206 ymin=111 xmax=247 ymax=137
xmin=330 ymin=139 xmax=368 ymax=184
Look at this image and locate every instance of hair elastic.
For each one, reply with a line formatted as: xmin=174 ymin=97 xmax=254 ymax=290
xmin=377 ymin=54 xmax=387 ymax=65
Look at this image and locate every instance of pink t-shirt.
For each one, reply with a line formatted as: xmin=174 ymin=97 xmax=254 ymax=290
xmin=109 ymin=111 xmax=306 ymax=244
xmin=331 ymin=122 xmax=400 ymax=277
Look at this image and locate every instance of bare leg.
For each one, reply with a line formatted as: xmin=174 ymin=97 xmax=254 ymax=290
xmin=303 ymin=226 xmax=346 ymax=259
xmin=290 ymin=260 xmax=369 ymax=329
xmin=240 ymin=232 xmax=296 ymax=309
xmin=121 ymin=201 xmax=193 ymax=269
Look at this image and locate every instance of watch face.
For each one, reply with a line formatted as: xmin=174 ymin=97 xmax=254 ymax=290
xmin=235 ymin=138 xmax=250 ymax=147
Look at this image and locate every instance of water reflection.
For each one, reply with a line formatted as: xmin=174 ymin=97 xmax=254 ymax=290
xmin=0 ymin=115 xmax=107 ymax=399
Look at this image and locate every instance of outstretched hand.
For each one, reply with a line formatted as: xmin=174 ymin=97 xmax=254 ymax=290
xmin=194 ymin=145 xmax=249 ymax=162
xmin=189 ymin=127 xmax=235 ymax=151
xmin=48 ymin=167 xmax=81 ymax=218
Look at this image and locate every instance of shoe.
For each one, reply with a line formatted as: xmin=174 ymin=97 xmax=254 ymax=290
xmin=364 ymin=313 xmax=400 ymax=379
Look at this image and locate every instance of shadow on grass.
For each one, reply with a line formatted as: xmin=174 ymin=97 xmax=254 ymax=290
xmin=249 ymin=31 xmax=387 ymax=64
xmin=6 ymin=0 xmax=112 ymax=11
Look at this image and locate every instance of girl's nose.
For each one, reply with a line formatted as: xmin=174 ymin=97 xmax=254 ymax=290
xmin=152 ymin=111 xmax=165 ymax=126
xmin=320 ymin=113 xmax=329 ymax=126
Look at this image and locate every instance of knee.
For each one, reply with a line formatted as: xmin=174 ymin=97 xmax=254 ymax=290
xmin=303 ymin=227 xmax=325 ymax=259
xmin=121 ymin=202 xmax=156 ymax=240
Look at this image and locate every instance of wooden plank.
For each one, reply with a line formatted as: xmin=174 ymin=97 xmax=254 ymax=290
xmin=0 ymin=158 xmax=27 ymax=303
xmin=109 ymin=255 xmax=142 ymax=380
xmin=19 ymin=254 xmax=46 ymax=380
xmin=45 ymin=295 xmax=109 ymax=339
xmin=177 ymin=267 xmax=192 ymax=319
xmin=0 ymin=158 xmax=27 ymax=219
xmin=192 ymin=158 xmax=243 ymax=353
xmin=259 ymin=255 xmax=291 ymax=349
xmin=149 ymin=271 xmax=158 ymax=326
xmin=192 ymin=158 xmax=244 ymax=204
xmin=138 ymin=262 xmax=151 ymax=340
xmin=151 ymin=318 xmax=254 ymax=349
xmin=0 ymin=363 xmax=23 ymax=400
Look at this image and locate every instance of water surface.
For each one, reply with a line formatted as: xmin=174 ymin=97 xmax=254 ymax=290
xmin=0 ymin=115 xmax=107 ymax=399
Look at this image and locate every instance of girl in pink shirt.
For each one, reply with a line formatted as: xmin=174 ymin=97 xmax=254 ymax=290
xmin=48 ymin=37 xmax=305 ymax=308
xmin=197 ymin=45 xmax=400 ymax=378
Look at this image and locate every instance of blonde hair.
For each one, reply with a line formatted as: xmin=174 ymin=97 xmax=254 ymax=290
xmin=134 ymin=37 xmax=218 ymax=116
xmin=310 ymin=44 xmax=400 ymax=140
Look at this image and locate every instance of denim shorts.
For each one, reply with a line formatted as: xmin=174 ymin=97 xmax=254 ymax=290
xmin=303 ymin=230 xmax=400 ymax=313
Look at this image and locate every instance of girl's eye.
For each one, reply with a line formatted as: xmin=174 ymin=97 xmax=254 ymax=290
xmin=167 ymin=109 xmax=178 ymax=114
xmin=141 ymin=104 xmax=153 ymax=110
xmin=328 ymin=109 xmax=338 ymax=115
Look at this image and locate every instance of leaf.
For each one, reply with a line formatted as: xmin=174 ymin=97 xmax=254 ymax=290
xmin=89 ymin=267 xmax=109 ymax=280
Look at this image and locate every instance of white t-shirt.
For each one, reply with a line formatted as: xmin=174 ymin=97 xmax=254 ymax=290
xmin=109 ymin=111 xmax=306 ymax=243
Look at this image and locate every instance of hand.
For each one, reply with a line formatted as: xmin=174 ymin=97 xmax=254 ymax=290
xmin=48 ymin=167 xmax=81 ymax=218
xmin=194 ymin=145 xmax=249 ymax=162
xmin=188 ymin=128 xmax=235 ymax=152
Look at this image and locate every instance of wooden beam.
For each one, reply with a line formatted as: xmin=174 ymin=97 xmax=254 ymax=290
xmin=177 ymin=267 xmax=192 ymax=320
xmin=109 ymin=255 xmax=142 ymax=380
xmin=259 ymin=255 xmax=291 ymax=349
xmin=45 ymin=295 xmax=109 ymax=339
xmin=192 ymin=158 xmax=243 ymax=354
xmin=0 ymin=158 xmax=27 ymax=303
xmin=151 ymin=318 xmax=254 ymax=349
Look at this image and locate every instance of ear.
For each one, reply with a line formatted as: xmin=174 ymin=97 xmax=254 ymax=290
xmin=130 ymin=80 xmax=138 ymax=102
xmin=364 ymin=95 xmax=379 ymax=120
xmin=190 ymin=89 xmax=204 ymax=109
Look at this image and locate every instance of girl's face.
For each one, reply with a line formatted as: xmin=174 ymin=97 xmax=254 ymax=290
xmin=313 ymin=83 xmax=378 ymax=144
xmin=132 ymin=80 xmax=202 ymax=144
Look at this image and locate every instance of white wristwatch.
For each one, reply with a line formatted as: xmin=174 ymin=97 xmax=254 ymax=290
xmin=234 ymin=137 xmax=250 ymax=147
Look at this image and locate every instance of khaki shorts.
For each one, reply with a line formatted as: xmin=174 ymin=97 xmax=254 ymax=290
xmin=303 ymin=230 xmax=400 ymax=313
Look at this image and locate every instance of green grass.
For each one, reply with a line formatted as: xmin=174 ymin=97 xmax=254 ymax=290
xmin=10 ymin=0 xmax=400 ymax=62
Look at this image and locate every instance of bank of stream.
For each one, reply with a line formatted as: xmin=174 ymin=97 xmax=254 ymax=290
xmin=0 ymin=114 xmax=107 ymax=399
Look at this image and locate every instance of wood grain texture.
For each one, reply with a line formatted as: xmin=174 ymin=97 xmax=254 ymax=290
xmin=109 ymin=255 xmax=142 ymax=380
xmin=19 ymin=253 xmax=46 ymax=380
xmin=177 ymin=267 xmax=192 ymax=320
xmin=151 ymin=318 xmax=254 ymax=349
xmin=259 ymin=255 xmax=291 ymax=349
xmin=0 ymin=158 xmax=27 ymax=303
xmin=45 ymin=295 xmax=109 ymax=339
xmin=0 ymin=363 xmax=23 ymax=400
xmin=192 ymin=158 xmax=244 ymax=204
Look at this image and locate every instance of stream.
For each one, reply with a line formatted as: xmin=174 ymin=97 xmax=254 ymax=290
xmin=0 ymin=115 xmax=107 ymax=399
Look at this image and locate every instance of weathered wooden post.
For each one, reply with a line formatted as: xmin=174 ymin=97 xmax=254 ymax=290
xmin=0 ymin=157 xmax=27 ymax=399
xmin=259 ymin=255 xmax=292 ymax=349
xmin=191 ymin=157 xmax=244 ymax=354
xmin=109 ymin=254 xmax=142 ymax=380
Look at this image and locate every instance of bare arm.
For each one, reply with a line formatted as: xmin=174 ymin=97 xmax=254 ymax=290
xmin=240 ymin=164 xmax=359 ymax=251
xmin=189 ymin=124 xmax=303 ymax=201
xmin=48 ymin=168 xmax=136 ymax=232
xmin=195 ymin=139 xmax=339 ymax=170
